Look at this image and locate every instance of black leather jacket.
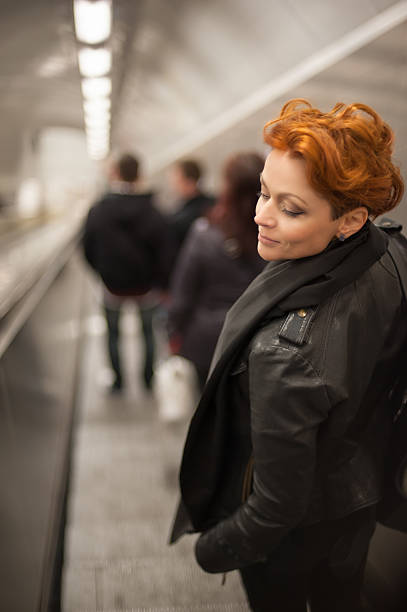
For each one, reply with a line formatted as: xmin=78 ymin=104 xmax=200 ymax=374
xmin=192 ymin=243 xmax=407 ymax=573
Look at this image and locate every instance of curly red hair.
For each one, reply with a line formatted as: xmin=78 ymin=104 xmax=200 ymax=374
xmin=263 ymin=99 xmax=404 ymax=217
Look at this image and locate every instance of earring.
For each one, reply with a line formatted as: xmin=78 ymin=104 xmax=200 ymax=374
xmin=339 ymin=233 xmax=346 ymax=242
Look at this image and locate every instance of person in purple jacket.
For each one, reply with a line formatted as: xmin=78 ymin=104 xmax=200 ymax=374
xmin=168 ymin=152 xmax=265 ymax=388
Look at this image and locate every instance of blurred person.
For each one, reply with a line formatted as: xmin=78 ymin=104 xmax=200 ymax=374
xmin=0 ymin=194 xmax=7 ymax=213
xmin=83 ymin=153 xmax=175 ymax=393
xmin=168 ymin=152 xmax=265 ymax=388
xmin=169 ymin=158 xmax=215 ymax=250
xmin=170 ymin=100 xmax=407 ymax=612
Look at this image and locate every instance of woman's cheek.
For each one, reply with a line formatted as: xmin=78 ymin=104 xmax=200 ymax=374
xmin=280 ymin=217 xmax=310 ymax=244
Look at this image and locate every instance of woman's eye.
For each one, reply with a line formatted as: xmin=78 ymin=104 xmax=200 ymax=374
xmin=257 ymin=191 xmax=270 ymax=201
xmin=281 ymin=205 xmax=304 ymax=217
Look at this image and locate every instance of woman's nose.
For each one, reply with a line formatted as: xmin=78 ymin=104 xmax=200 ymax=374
xmin=254 ymin=201 xmax=276 ymax=227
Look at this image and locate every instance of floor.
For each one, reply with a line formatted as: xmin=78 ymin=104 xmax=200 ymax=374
xmin=62 ymin=293 xmax=249 ymax=612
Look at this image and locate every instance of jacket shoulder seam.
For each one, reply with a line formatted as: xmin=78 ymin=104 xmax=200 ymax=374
xmin=317 ymin=291 xmax=342 ymax=376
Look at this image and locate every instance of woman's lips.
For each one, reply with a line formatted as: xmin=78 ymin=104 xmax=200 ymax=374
xmin=258 ymin=233 xmax=280 ymax=245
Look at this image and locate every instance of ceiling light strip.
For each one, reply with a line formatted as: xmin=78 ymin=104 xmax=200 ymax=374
xmin=78 ymin=48 xmax=112 ymax=78
xmin=73 ymin=0 xmax=112 ymax=45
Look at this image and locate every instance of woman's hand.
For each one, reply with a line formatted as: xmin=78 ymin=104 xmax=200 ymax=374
xmin=195 ymin=528 xmax=240 ymax=573
xmin=195 ymin=525 xmax=267 ymax=574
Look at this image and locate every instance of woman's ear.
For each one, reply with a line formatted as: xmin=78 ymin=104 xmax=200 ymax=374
xmin=336 ymin=207 xmax=369 ymax=240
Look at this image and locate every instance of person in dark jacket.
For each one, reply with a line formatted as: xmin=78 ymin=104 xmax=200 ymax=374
xmin=169 ymin=159 xmax=215 ymax=250
xmin=170 ymin=100 xmax=406 ymax=612
xmin=83 ymin=153 xmax=175 ymax=392
xmin=168 ymin=152 xmax=265 ymax=388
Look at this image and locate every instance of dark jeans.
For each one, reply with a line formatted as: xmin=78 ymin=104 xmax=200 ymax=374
xmin=239 ymin=506 xmax=376 ymax=612
xmin=104 ymin=303 xmax=156 ymax=388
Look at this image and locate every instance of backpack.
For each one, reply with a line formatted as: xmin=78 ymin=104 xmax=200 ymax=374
xmin=376 ymin=219 xmax=407 ymax=532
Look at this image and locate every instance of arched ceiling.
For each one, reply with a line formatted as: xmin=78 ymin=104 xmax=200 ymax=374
xmin=113 ymin=0 xmax=406 ymax=173
xmin=0 ymin=0 xmax=406 ymax=207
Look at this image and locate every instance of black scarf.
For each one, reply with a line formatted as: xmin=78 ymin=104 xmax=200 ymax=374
xmin=174 ymin=221 xmax=388 ymax=536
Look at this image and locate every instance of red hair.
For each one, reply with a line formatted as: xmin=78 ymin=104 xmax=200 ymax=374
xmin=264 ymin=99 xmax=404 ymax=217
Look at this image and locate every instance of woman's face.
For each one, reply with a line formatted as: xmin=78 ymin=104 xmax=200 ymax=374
xmin=255 ymin=149 xmax=341 ymax=261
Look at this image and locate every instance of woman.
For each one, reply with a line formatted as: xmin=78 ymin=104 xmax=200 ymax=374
xmin=170 ymin=100 xmax=406 ymax=611
xmin=168 ymin=152 xmax=265 ymax=388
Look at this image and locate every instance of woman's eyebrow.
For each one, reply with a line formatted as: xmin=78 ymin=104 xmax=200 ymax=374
xmin=282 ymin=193 xmax=309 ymax=207
xmin=259 ymin=174 xmax=308 ymax=208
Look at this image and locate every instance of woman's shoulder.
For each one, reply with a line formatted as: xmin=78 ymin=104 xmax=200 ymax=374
xmin=190 ymin=217 xmax=221 ymax=237
xmin=249 ymin=256 xmax=405 ymax=382
xmin=249 ymin=310 xmax=316 ymax=364
xmin=185 ymin=218 xmax=225 ymax=249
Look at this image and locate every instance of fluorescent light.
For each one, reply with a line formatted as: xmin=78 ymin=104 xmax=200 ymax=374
xmin=83 ymin=98 xmax=111 ymax=114
xmin=84 ymin=109 xmax=111 ymax=122
xmin=86 ymin=122 xmax=109 ymax=131
xmin=81 ymin=77 xmax=111 ymax=98
xmin=86 ymin=123 xmax=110 ymax=134
xmin=86 ymin=133 xmax=110 ymax=145
xmin=87 ymin=142 xmax=109 ymax=150
xmin=74 ymin=0 xmax=112 ymax=45
xmin=87 ymin=136 xmax=110 ymax=147
xmin=88 ymin=145 xmax=109 ymax=154
xmin=84 ymin=107 xmax=111 ymax=120
xmin=88 ymin=146 xmax=108 ymax=153
xmin=86 ymin=132 xmax=109 ymax=143
xmin=87 ymin=135 xmax=110 ymax=148
xmin=85 ymin=117 xmax=111 ymax=130
xmin=78 ymin=47 xmax=111 ymax=78
xmin=87 ymin=143 xmax=109 ymax=159
xmin=84 ymin=107 xmax=111 ymax=121
xmin=84 ymin=115 xmax=111 ymax=128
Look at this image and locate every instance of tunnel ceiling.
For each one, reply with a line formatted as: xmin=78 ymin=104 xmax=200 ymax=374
xmin=0 ymin=0 xmax=405 ymax=180
xmin=113 ymin=0 xmax=405 ymax=172
xmin=177 ymin=18 xmax=407 ymax=183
